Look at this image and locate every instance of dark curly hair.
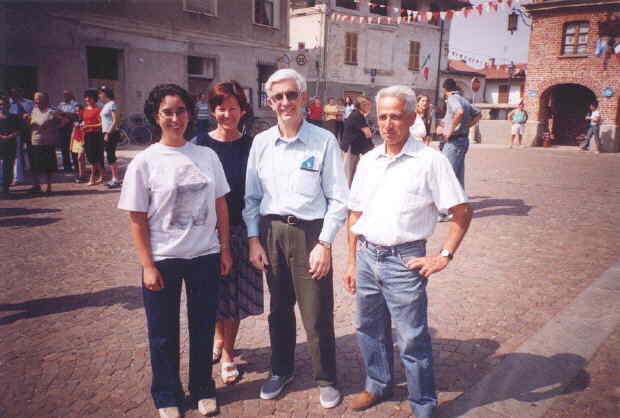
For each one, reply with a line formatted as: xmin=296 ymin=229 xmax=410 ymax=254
xmin=84 ymin=89 xmax=98 ymax=102
xmin=208 ymin=80 xmax=249 ymax=113
xmin=144 ymin=84 xmax=195 ymax=139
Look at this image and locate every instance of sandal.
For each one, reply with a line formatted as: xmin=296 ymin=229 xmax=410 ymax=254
xmin=212 ymin=345 xmax=222 ymax=364
xmin=221 ymin=362 xmax=240 ymax=385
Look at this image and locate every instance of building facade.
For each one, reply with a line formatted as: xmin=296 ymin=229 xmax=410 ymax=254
xmin=289 ymin=0 xmax=467 ymax=104
xmin=0 ymin=0 xmax=290 ymax=122
xmin=523 ymin=0 xmax=620 ymax=151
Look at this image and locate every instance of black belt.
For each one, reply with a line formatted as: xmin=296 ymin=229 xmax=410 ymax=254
xmin=265 ymin=214 xmax=320 ymax=226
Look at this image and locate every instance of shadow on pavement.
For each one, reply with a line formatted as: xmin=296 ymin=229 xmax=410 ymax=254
xmin=221 ymin=333 xmax=502 ymax=411
xmin=438 ymin=352 xmax=588 ymax=417
xmin=0 ymin=207 xmax=61 ymax=218
xmin=470 ymin=197 xmax=534 ymax=218
xmin=0 ymin=216 xmax=62 ymax=228
xmin=0 ymin=285 xmax=143 ymax=325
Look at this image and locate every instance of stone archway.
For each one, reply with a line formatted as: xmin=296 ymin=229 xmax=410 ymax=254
xmin=538 ymin=84 xmax=597 ymax=146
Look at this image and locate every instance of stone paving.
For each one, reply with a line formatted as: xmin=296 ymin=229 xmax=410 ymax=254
xmin=1 ymin=144 xmax=619 ymax=417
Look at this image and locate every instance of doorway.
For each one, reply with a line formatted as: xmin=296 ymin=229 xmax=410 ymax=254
xmin=540 ymin=84 xmax=596 ymax=146
xmin=87 ymin=46 xmax=123 ymax=112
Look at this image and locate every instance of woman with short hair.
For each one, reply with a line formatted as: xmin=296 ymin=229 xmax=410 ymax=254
xmin=82 ymin=89 xmax=105 ymax=185
xmin=25 ymin=92 xmax=62 ymax=194
xmin=193 ymin=80 xmax=263 ymax=385
xmin=119 ymin=83 xmax=232 ymax=418
xmin=98 ymin=86 xmax=122 ymax=187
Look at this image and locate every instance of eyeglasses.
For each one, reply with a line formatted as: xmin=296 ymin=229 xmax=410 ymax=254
xmin=159 ymin=108 xmax=188 ymax=119
xmin=269 ymin=91 xmax=300 ymax=103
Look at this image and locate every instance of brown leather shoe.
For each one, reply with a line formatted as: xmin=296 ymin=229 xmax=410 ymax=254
xmin=349 ymin=390 xmax=382 ymax=411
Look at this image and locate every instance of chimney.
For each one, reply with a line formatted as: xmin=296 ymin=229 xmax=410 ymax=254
xmin=488 ymin=58 xmax=495 ymax=68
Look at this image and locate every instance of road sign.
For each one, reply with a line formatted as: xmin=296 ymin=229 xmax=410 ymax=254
xmin=295 ymin=53 xmax=307 ymax=66
xmin=471 ymin=77 xmax=481 ymax=93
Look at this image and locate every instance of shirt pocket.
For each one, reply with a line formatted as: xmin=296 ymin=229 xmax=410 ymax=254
xmin=292 ymin=169 xmax=321 ymax=197
xmin=401 ymin=185 xmax=429 ymax=215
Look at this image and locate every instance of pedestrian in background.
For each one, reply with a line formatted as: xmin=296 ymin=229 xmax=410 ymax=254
xmin=344 ymin=85 xmax=472 ymax=417
xmin=119 ymin=83 xmax=232 ymax=418
xmin=8 ymin=88 xmax=33 ymax=186
xmin=57 ymin=90 xmax=78 ymax=172
xmin=195 ymin=92 xmax=215 ymax=135
xmin=581 ymin=102 xmax=601 ymax=152
xmin=507 ymin=101 xmax=528 ymax=148
xmin=244 ymin=69 xmax=348 ymax=409
xmin=335 ymin=98 xmax=345 ymax=141
xmin=98 ymin=86 xmax=122 ymax=187
xmin=82 ymin=89 xmax=105 ymax=186
xmin=342 ymin=95 xmax=373 ymax=186
xmin=343 ymin=96 xmax=354 ymax=119
xmin=323 ymin=97 xmax=340 ymax=138
xmin=25 ymin=92 xmax=62 ymax=195
xmin=0 ymin=96 xmax=20 ymax=197
xmin=193 ymin=80 xmax=263 ymax=385
xmin=70 ymin=104 xmax=87 ymax=183
xmin=441 ymin=78 xmax=481 ymax=190
xmin=410 ymin=94 xmax=433 ymax=146
xmin=307 ymin=97 xmax=323 ymax=127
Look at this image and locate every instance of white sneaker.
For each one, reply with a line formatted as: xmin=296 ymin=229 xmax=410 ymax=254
xmin=198 ymin=397 xmax=217 ymax=416
xmin=158 ymin=406 xmax=181 ymax=418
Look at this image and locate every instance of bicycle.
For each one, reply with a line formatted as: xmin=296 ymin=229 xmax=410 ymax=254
xmin=117 ymin=114 xmax=154 ymax=148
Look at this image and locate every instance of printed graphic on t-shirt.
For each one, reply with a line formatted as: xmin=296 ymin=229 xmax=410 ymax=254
xmin=169 ymin=163 xmax=210 ymax=229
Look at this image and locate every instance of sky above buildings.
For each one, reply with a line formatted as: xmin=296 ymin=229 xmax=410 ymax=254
xmin=449 ymin=0 xmax=531 ymax=68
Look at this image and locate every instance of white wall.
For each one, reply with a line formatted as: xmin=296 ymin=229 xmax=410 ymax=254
xmin=485 ymin=80 xmax=524 ymax=104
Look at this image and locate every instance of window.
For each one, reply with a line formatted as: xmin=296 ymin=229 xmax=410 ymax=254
xmin=498 ymin=85 xmax=509 ymax=104
xmin=255 ymin=0 xmax=280 ymax=27
xmin=370 ymin=0 xmax=388 ymax=16
xmin=188 ymin=56 xmax=216 ymax=97
xmin=183 ymin=0 xmax=217 ymax=16
xmin=336 ymin=0 xmax=357 ymax=10
xmin=87 ymin=47 xmax=121 ymax=80
xmin=345 ymin=32 xmax=358 ymax=65
xmin=408 ymin=41 xmax=420 ymax=71
xmin=562 ymin=21 xmax=589 ymax=55
xmin=257 ymin=63 xmax=277 ymax=107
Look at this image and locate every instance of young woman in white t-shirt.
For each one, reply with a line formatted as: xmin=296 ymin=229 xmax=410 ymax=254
xmin=118 ymin=84 xmax=232 ymax=418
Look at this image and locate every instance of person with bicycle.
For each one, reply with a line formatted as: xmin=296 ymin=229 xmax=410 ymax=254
xmin=98 ymin=86 xmax=121 ymax=187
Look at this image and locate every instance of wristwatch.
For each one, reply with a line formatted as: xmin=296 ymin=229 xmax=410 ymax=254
xmin=440 ymin=249 xmax=453 ymax=260
xmin=318 ymin=240 xmax=332 ymax=250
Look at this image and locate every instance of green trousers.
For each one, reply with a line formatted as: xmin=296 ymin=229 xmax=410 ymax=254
xmin=260 ymin=217 xmax=337 ymax=386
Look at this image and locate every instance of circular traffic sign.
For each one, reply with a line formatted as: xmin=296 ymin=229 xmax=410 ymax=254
xmin=296 ymin=53 xmax=307 ymax=66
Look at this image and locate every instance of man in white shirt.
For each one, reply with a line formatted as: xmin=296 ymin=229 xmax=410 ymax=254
xmin=581 ymin=102 xmax=602 ymax=152
xmin=243 ymin=69 xmax=348 ymax=408
xmin=343 ymin=85 xmax=472 ymax=418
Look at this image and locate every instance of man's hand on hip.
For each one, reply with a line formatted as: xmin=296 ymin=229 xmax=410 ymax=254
xmin=309 ymin=243 xmax=331 ymax=280
xmin=406 ymin=254 xmax=449 ymax=278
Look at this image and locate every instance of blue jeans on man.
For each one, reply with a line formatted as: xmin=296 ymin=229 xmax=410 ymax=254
xmin=356 ymin=238 xmax=437 ymax=418
xmin=142 ymin=254 xmax=220 ymax=408
xmin=581 ymin=125 xmax=600 ymax=151
xmin=442 ymin=135 xmax=469 ymax=188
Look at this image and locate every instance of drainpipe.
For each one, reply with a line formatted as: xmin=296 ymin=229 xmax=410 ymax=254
xmin=321 ymin=2 xmax=330 ymax=101
xmin=434 ymin=20 xmax=444 ymax=107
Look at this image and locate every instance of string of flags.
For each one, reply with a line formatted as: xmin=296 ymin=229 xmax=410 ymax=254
xmin=331 ymin=0 xmax=523 ymax=25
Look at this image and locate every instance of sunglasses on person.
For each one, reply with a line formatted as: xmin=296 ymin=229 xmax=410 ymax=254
xmin=270 ymin=90 xmax=300 ymax=103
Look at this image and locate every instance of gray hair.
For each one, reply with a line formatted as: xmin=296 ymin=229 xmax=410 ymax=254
xmin=265 ymin=69 xmax=307 ymax=96
xmin=375 ymin=85 xmax=417 ymax=114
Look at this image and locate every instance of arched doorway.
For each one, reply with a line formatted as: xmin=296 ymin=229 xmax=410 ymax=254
xmin=538 ymin=84 xmax=596 ymax=146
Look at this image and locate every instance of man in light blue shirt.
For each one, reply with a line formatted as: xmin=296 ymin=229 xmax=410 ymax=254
xmin=243 ymin=69 xmax=348 ymax=408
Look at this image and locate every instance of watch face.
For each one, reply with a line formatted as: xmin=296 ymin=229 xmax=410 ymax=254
xmin=441 ymin=249 xmax=452 ymax=258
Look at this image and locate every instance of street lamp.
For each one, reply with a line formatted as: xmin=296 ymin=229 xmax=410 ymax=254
xmin=508 ymin=10 xmax=519 ymax=34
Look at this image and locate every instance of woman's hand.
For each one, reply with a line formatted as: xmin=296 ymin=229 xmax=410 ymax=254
xmin=220 ymin=248 xmax=233 ymax=277
xmin=143 ymin=266 xmax=164 ymax=291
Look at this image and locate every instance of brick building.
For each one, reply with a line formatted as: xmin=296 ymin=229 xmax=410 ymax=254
xmin=523 ymin=0 xmax=620 ymax=152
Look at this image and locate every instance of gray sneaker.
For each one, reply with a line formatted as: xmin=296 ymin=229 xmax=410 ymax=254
xmin=319 ymin=385 xmax=342 ymax=409
xmin=259 ymin=374 xmax=294 ymax=400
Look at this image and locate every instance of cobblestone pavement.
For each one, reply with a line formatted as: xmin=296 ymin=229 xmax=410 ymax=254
xmin=1 ymin=145 xmax=619 ymax=418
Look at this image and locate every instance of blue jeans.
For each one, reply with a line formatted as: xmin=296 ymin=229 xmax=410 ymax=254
xmin=356 ymin=238 xmax=436 ymax=418
xmin=442 ymin=135 xmax=469 ymax=189
xmin=14 ymin=135 xmax=25 ymax=182
xmin=142 ymin=254 xmax=220 ymax=408
xmin=582 ymin=125 xmax=600 ymax=150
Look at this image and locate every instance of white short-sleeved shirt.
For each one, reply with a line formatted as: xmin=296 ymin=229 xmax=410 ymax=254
xmin=409 ymin=114 xmax=427 ymax=140
xmin=348 ymin=137 xmax=468 ymax=246
xmin=101 ymin=101 xmax=117 ymax=133
xmin=118 ymin=142 xmax=230 ymax=261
